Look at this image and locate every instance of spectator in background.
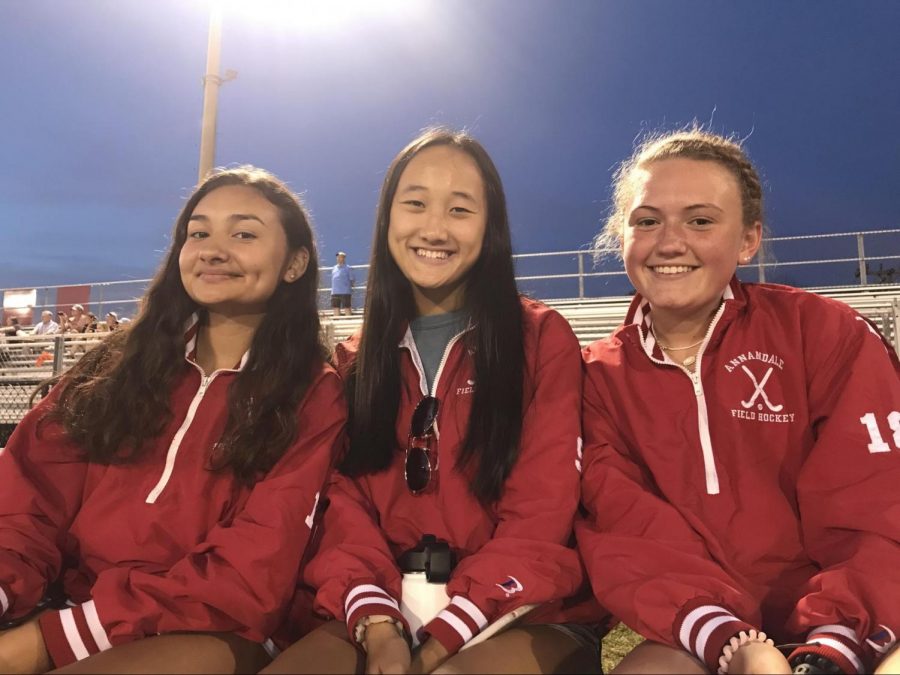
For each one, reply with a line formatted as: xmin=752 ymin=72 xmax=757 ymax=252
xmin=86 ymin=313 xmax=99 ymax=333
xmin=1 ymin=317 xmax=25 ymax=337
xmin=57 ymin=311 xmax=70 ymax=332
xmin=106 ymin=312 xmax=120 ymax=331
xmin=330 ymin=251 xmax=355 ymax=316
xmin=33 ymin=311 xmax=60 ymax=335
xmin=70 ymin=304 xmax=90 ymax=333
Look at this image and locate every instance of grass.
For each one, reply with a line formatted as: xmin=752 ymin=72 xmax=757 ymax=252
xmin=601 ymin=623 xmax=644 ymax=673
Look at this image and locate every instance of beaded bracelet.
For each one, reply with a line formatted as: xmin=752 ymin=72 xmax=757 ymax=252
xmin=718 ymin=629 xmax=775 ymax=674
xmin=354 ymin=614 xmax=406 ymax=650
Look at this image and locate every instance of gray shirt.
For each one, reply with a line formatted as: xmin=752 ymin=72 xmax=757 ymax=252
xmin=409 ymin=310 xmax=468 ymax=392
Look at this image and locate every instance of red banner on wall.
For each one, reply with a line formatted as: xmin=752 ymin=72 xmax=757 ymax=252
xmin=56 ymin=285 xmax=91 ymax=314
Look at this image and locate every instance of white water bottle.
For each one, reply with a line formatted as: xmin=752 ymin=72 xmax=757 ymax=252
xmin=400 ymin=572 xmax=450 ymax=647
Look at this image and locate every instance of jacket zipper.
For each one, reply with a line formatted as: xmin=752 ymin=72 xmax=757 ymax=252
xmin=429 ymin=331 xmax=467 ymax=397
xmin=645 ymin=302 xmax=728 ymax=495
xmin=145 ymin=369 xmax=218 ymax=504
xmin=401 ymin=326 xmax=470 ymax=440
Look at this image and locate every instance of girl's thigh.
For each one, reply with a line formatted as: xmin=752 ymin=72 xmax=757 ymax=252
xmin=875 ymin=642 xmax=900 ymax=674
xmin=50 ymin=632 xmax=270 ymax=674
xmin=433 ymin=624 xmax=601 ymax=675
xmin=261 ymin=620 xmax=361 ymax=675
xmin=610 ymin=640 xmax=707 ymax=674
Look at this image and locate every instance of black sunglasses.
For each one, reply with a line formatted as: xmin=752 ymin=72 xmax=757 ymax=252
xmin=405 ymin=396 xmax=440 ymax=494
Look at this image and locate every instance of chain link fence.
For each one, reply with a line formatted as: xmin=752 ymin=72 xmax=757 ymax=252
xmin=0 ymin=333 xmax=103 ymax=444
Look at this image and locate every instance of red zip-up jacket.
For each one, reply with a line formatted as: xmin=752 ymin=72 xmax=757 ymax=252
xmin=305 ymin=298 xmax=589 ymax=655
xmin=0 ymin=325 xmax=345 ymax=667
xmin=576 ymin=279 xmax=900 ymax=673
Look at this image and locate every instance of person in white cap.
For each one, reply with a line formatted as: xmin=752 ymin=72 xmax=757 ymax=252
xmin=70 ymin=304 xmax=90 ymax=333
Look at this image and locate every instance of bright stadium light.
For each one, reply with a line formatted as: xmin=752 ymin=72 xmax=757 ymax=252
xmin=216 ymin=0 xmax=421 ymax=34
xmin=197 ymin=0 xmax=422 ymax=181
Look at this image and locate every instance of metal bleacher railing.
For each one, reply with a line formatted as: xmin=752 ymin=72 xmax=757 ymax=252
xmin=0 ymin=332 xmax=100 ymax=431
xmin=2 ymin=228 xmax=899 ymax=434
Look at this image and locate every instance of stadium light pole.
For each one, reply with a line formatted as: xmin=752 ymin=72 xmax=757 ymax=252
xmin=198 ymin=3 xmax=235 ymax=182
xmin=196 ymin=1 xmax=419 ymax=183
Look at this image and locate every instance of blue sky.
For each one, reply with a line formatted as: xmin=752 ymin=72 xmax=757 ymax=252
xmin=1 ymin=0 xmax=899 ymax=292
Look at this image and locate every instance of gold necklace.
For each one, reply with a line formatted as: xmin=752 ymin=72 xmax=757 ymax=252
xmin=651 ymin=327 xmax=704 ymax=368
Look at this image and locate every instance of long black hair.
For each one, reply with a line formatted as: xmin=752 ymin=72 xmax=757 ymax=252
xmin=340 ymin=128 xmax=525 ymax=504
xmin=44 ymin=166 xmax=325 ymax=484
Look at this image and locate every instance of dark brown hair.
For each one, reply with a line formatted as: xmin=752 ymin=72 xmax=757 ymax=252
xmin=44 ymin=166 xmax=325 ymax=483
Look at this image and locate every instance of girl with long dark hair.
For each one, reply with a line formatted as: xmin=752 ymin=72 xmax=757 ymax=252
xmin=265 ymin=129 xmax=599 ymax=674
xmin=0 ymin=167 xmax=345 ymax=673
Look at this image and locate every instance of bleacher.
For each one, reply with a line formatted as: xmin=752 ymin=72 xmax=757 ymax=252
xmin=320 ymin=284 xmax=900 ymax=350
xmin=320 ymin=302 xmax=630 ymax=348
xmin=2 ymin=284 xmax=898 ymax=432
xmin=0 ymin=333 xmax=103 ymax=431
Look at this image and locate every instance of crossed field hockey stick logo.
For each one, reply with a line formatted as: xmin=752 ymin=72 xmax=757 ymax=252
xmin=740 ymin=365 xmax=784 ymax=412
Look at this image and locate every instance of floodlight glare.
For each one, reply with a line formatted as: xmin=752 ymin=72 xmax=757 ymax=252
xmin=197 ymin=0 xmax=422 ymax=180
xmin=210 ymin=0 xmax=421 ymax=34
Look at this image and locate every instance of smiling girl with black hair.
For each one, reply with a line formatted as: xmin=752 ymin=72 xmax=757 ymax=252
xmin=265 ymin=129 xmax=600 ymax=674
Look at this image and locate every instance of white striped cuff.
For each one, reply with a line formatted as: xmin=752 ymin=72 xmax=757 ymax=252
xmin=343 ymin=583 xmax=403 ymax=639
xmin=346 ymin=596 xmax=399 ymax=619
xmin=344 ymin=584 xmax=398 ymax=615
xmin=808 ymin=625 xmax=865 ymax=674
xmin=82 ymin=600 xmax=113 ymax=652
xmin=59 ymin=600 xmax=112 ymax=662
xmin=810 ymin=625 xmax=860 ymax=643
xmin=865 ymin=624 xmax=898 ymax=656
xmin=450 ymin=596 xmax=488 ymax=630
xmin=677 ymin=603 xmax=750 ymax=670
xmin=425 ymin=595 xmax=491 ymax=653
xmin=813 ymin=638 xmax=864 ymax=673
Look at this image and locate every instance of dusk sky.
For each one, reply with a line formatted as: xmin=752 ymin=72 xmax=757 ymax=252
xmin=2 ymin=0 xmax=899 ymax=295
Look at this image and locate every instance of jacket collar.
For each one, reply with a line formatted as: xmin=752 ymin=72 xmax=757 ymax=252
xmin=622 ymin=275 xmax=745 ymax=359
xmin=396 ymin=316 xmax=475 ymax=350
xmin=398 ymin=319 xmax=474 ymax=397
xmin=183 ymin=313 xmax=250 ymax=372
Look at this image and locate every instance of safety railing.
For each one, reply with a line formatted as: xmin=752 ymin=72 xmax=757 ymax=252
xmin=3 ymin=229 xmax=898 ymax=322
xmin=0 ymin=333 xmax=104 ymax=428
xmin=510 ymin=228 xmax=900 ymax=299
xmin=3 ymin=287 xmax=899 ymax=433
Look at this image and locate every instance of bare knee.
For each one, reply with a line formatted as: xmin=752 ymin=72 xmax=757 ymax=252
xmin=433 ymin=625 xmax=599 ymax=675
xmin=261 ymin=621 xmax=359 ymax=674
xmin=50 ymin=632 xmax=269 ymax=675
xmin=874 ymin=642 xmax=900 ymax=674
xmin=611 ymin=640 xmax=707 ymax=675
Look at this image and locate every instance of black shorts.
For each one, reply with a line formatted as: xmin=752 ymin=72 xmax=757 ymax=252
xmin=331 ymin=294 xmax=352 ymax=309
